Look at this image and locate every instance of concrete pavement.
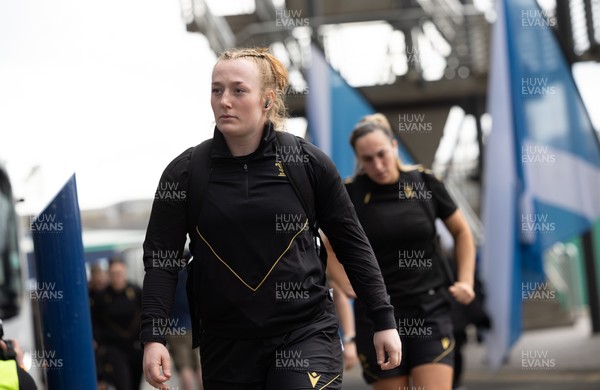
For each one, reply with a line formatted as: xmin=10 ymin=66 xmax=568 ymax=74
xmin=142 ymin=313 xmax=600 ymax=389
xmin=342 ymin=312 xmax=600 ymax=389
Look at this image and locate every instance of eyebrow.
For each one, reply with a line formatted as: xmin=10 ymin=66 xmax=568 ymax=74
xmin=211 ymin=81 xmax=248 ymax=86
xmin=359 ymin=148 xmax=387 ymax=159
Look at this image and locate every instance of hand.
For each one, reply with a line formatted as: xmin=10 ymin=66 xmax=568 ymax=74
xmin=0 ymin=339 xmax=25 ymax=368
xmin=342 ymin=340 xmax=358 ymax=370
xmin=449 ymin=281 xmax=475 ymax=305
xmin=143 ymin=342 xmax=172 ymax=389
xmin=373 ymin=329 xmax=402 ymax=370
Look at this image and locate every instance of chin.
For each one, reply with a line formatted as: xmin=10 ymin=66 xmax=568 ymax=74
xmin=368 ymin=175 xmax=385 ymax=185
xmin=217 ymin=122 xmax=241 ymax=134
xmin=373 ymin=173 xmax=386 ymax=183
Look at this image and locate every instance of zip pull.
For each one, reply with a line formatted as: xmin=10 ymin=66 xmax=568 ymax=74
xmin=243 ymin=163 xmax=249 ymax=199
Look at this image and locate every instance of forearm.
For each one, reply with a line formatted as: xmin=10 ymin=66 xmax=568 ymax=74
xmin=324 ymin=234 xmax=354 ymax=297
xmin=332 ymin=284 xmax=355 ymax=337
xmin=140 ymin=267 xmax=179 ymax=345
xmin=140 ymin=149 xmax=192 ymax=345
xmin=453 ymin=228 xmax=475 ymax=287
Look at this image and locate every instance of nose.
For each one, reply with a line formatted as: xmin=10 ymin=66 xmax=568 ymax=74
xmin=373 ymin=156 xmax=385 ymax=172
xmin=220 ymin=89 xmax=232 ymax=108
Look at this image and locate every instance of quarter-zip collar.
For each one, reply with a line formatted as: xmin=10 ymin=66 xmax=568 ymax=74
xmin=211 ymin=122 xmax=277 ymax=159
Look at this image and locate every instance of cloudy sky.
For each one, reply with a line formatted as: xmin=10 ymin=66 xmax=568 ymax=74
xmin=0 ymin=0 xmax=216 ymax=214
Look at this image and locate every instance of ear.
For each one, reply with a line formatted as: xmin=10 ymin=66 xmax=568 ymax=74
xmin=263 ymin=90 xmax=275 ymax=110
xmin=391 ymin=138 xmax=398 ymax=149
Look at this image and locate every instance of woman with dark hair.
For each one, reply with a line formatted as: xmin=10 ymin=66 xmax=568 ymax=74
xmin=326 ymin=113 xmax=476 ymax=390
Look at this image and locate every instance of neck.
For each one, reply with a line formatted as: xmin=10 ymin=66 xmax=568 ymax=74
xmin=225 ymin=134 xmax=262 ymax=156
xmin=223 ymin=125 xmax=266 ymax=157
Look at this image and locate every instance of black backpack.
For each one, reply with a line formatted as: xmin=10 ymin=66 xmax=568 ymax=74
xmin=183 ymin=131 xmax=323 ymax=348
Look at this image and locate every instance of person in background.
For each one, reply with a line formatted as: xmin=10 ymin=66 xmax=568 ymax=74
xmin=449 ymin=254 xmax=490 ymax=390
xmin=88 ymin=261 xmax=109 ymax=389
xmin=92 ymin=257 xmax=143 ymax=390
xmin=0 ymin=324 xmax=37 ymax=390
xmin=325 ymin=236 xmax=359 ymax=371
xmin=331 ymin=282 xmax=359 ymax=370
xmin=166 ymin=265 xmax=203 ymax=390
xmin=88 ymin=262 xmax=108 ymax=297
xmin=325 ymin=113 xmax=476 ymax=390
xmin=140 ymin=47 xmax=401 ymax=389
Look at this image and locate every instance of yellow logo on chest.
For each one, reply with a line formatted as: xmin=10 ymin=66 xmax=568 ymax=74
xmin=275 ymin=162 xmax=286 ymax=177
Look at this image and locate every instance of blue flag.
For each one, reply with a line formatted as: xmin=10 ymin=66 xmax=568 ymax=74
xmin=483 ymin=0 xmax=600 ymax=368
xmin=306 ymin=43 xmax=415 ymax=177
xmin=31 ymin=174 xmax=97 ymax=387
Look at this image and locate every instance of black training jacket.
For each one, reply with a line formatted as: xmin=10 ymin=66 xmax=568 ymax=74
xmin=140 ymin=124 xmax=395 ymax=345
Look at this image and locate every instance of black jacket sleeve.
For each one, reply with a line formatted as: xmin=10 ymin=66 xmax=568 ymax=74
xmin=140 ymin=148 xmax=192 ymax=345
xmin=302 ymin=141 xmax=397 ymax=332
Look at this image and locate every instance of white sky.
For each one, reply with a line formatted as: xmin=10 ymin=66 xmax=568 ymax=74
xmin=0 ymin=0 xmax=216 ymax=214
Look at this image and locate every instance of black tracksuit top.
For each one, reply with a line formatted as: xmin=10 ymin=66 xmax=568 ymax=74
xmin=140 ymin=124 xmax=395 ymax=344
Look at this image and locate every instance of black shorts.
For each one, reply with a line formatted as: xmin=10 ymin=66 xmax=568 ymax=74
xmin=355 ymin=290 xmax=455 ymax=384
xmin=199 ymin=310 xmax=343 ymax=390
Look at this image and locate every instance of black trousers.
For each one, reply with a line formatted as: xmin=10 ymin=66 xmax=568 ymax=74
xmin=97 ymin=344 xmax=143 ymax=390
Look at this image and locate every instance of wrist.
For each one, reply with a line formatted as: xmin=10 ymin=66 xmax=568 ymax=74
xmin=343 ymin=335 xmax=356 ymax=344
xmin=142 ymin=340 xmax=166 ymax=350
xmin=456 ymin=280 xmax=474 ymax=289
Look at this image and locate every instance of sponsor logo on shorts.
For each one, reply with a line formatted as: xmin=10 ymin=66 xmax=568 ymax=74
xmin=308 ymin=371 xmax=321 ymax=388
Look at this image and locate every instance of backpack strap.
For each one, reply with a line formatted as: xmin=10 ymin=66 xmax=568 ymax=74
xmin=403 ymin=169 xmax=456 ymax=285
xmin=344 ymin=175 xmax=373 ymax=220
xmin=403 ymin=169 xmax=437 ymax=236
xmin=185 ymin=138 xmax=212 ymax=349
xmin=273 ymin=131 xmax=318 ymax=235
xmin=186 ymin=138 xmax=213 ymax=244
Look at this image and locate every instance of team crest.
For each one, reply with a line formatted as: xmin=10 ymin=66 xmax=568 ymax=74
xmin=275 ymin=162 xmax=286 ymax=177
xmin=441 ymin=337 xmax=450 ymax=350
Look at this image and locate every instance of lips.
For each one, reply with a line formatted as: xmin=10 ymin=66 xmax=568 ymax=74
xmin=220 ymin=114 xmax=236 ymax=119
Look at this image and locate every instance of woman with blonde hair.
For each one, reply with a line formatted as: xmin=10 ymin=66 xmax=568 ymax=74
xmin=327 ymin=113 xmax=476 ymax=390
xmin=140 ymin=48 xmax=401 ymax=389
